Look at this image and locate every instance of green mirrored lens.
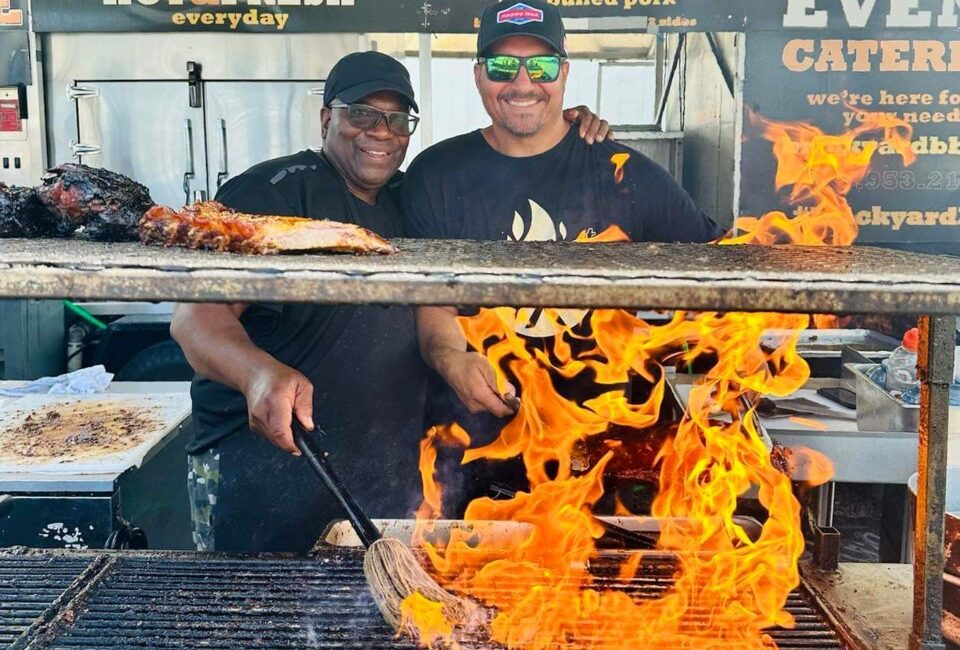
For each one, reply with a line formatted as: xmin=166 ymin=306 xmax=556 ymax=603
xmin=526 ymin=56 xmax=561 ymax=82
xmin=487 ymin=56 xmax=520 ymax=82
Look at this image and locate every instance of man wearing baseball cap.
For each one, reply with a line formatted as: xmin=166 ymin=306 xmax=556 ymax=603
xmin=402 ymin=0 xmax=724 ymax=515
xmin=172 ymin=47 xmax=609 ymax=552
xmin=172 ymin=51 xmax=429 ymax=553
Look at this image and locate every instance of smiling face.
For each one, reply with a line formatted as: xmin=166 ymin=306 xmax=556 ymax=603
xmin=475 ymin=35 xmax=569 ymax=138
xmin=321 ymin=90 xmax=411 ymax=202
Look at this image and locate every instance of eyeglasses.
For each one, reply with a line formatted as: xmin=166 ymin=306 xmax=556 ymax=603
xmin=329 ymin=102 xmax=420 ymax=136
xmin=479 ymin=54 xmax=565 ymax=83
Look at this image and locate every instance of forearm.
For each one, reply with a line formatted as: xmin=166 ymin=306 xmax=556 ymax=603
xmin=171 ymin=303 xmax=277 ymax=393
xmin=415 ymin=306 xmax=466 ymax=374
xmin=415 ymin=306 xmax=516 ymax=417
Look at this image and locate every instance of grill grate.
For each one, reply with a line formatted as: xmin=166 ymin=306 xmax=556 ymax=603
xmin=43 ymin=552 xmax=418 ymax=650
xmin=5 ymin=549 xmax=847 ymax=650
xmin=0 ymin=555 xmax=93 ymax=646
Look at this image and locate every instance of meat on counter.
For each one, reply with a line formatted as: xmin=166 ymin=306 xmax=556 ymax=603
xmin=140 ymin=201 xmax=399 ymax=255
xmin=0 ymin=183 xmax=55 ymax=237
xmin=36 ymin=163 xmax=155 ymax=241
xmin=0 ymin=163 xmax=155 ymax=241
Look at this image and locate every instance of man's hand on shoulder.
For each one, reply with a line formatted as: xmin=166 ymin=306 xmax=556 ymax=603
xmin=434 ymin=349 xmax=518 ymax=418
xmin=244 ymin=360 xmax=314 ymax=455
xmin=563 ymin=106 xmax=613 ymax=145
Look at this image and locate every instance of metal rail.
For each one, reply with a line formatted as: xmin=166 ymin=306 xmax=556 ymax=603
xmin=915 ymin=315 xmax=952 ymax=650
xmin=3 ymin=239 xmax=960 ymax=314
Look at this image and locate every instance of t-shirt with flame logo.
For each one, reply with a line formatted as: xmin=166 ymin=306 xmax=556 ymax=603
xmin=402 ymin=125 xmax=722 ymax=336
xmin=402 ymin=125 xmax=722 ymax=483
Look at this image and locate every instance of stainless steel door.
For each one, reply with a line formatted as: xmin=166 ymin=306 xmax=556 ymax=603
xmin=204 ymin=81 xmax=324 ymax=196
xmin=72 ymin=81 xmax=207 ymax=208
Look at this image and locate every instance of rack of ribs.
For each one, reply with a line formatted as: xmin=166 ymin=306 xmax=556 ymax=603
xmin=139 ymin=201 xmax=398 ymax=255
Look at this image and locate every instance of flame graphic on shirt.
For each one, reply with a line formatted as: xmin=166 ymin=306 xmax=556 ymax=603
xmin=508 ymin=199 xmax=586 ymax=336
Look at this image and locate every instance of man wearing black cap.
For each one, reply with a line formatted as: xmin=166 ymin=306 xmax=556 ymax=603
xmin=172 ymin=47 xmax=609 ymax=552
xmin=402 ymin=0 xmax=725 ymax=514
xmin=171 ymin=51 xmax=428 ymax=553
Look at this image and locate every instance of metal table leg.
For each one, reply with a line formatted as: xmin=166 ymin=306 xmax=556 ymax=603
xmin=815 ymin=481 xmax=836 ymax=528
xmin=810 ymin=481 xmax=840 ymax=570
xmin=911 ymin=314 xmax=953 ymax=650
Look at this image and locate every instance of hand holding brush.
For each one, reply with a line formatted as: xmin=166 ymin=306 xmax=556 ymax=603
xmin=292 ymin=422 xmax=469 ymax=632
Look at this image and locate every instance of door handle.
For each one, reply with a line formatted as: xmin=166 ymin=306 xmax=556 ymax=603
xmin=66 ymin=84 xmax=100 ymax=101
xmin=216 ymin=118 xmax=228 ymax=190
xmin=187 ymin=61 xmax=203 ymax=109
xmin=183 ymin=118 xmax=195 ymax=205
xmin=69 ymin=140 xmax=101 ymax=159
xmin=307 ymin=86 xmax=325 ymax=97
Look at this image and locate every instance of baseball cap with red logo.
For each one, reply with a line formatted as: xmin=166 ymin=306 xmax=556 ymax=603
xmin=477 ymin=0 xmax=566 ymax=58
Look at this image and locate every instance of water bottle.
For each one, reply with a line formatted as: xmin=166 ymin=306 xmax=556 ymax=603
xmin=883 ymin=327 xmax=919 ymax=396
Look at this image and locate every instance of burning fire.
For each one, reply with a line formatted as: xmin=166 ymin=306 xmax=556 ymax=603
xmin=723 ymin=111 xmax=914 ymax=247
xmin=400 ymin=114 xmax=914 ymax=648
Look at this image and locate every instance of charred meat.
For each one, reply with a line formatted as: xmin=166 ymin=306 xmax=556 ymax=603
xmin=36 ymin=163 xmax=154 ymax=241
xmin=139 ymin=201 xmax=398 ymax=255
xmin=0 ymin=183 xmax=54 ymax=237
xmin=572 ymin=421 xmax=677 ymax=485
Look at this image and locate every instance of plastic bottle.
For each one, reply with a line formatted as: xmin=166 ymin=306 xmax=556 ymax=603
xmin=883 ymin=327 xmax=919 ymax=395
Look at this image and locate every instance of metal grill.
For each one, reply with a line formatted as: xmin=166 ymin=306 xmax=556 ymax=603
xmin=0 ymin=555 xmax=92 ymax=646
xmin=44 ymin=552 xmax=416 ymax=650
xmin=4 ymin=549 xmax=848 ymax=650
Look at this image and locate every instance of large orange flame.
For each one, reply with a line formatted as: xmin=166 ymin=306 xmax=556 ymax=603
xmin=401 ymin=114 xmax=914 ymax=648
xmin=723 ymin=111 xmax=914 ymax=246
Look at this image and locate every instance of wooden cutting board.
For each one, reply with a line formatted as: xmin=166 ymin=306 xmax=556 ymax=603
xmin=0 ymin=392 xmax=191 ymax=474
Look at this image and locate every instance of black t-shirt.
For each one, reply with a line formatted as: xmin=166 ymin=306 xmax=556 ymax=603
xmin=401 ymin=125 xmax=723 ymax=243
xmin=401 ymin=128 xmax=723 ymax=467
xmin=188 ymin=150 xmax=424 ymax=458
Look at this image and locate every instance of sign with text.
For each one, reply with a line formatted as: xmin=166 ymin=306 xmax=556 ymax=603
xmin=740 ymin=28 xmax=960 ymax=252
xmin=30 ymin=0 xmax=960 ymax=34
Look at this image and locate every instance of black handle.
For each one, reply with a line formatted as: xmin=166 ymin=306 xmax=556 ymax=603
xmin=292 ymin=423 xmax=382 ymax=548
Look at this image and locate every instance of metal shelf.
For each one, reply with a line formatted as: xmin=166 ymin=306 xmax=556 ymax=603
xmin=3 ymin=238 xmax=960 ymax=312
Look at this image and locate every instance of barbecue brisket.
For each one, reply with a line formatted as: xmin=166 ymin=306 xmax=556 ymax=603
xmin=36 ymin=163 xmax=154 ymax=241
xmin=0 ymin=183 xmax=53 ymax=237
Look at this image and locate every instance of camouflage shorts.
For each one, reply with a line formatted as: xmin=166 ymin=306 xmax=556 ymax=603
xmin=187 ymin=448 xmax=220 ymax=552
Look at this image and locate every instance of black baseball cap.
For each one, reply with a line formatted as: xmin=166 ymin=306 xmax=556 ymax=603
xmin=323 ymin=51 xmax=418 ymax=113
xmin=477 ymin=0 xmax=566 ymax=58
